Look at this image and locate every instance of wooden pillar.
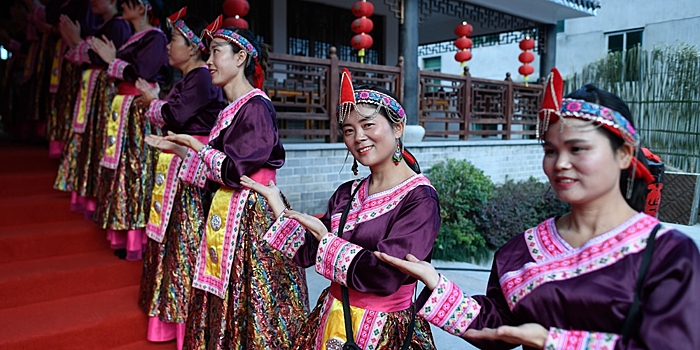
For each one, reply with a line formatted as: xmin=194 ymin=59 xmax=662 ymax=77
xmin=400 ymin=0 xmax=419 ymax=125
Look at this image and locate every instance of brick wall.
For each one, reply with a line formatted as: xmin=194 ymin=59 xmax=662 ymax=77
xmin=277 ymin=140 xmax=547 ymax=214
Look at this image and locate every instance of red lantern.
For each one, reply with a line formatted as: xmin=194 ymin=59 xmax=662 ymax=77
xmin=351 ymin=1 xmax=374 ymax=17
xmin=455 ymin=50 xmax=472 ymax=63
xmin=351 ymin=17 xmax=374 ymax=34
xmin=518 ymin=51 xmax=535 ymax=64
xmin=454 ymin=22 xmax=473 ymax=37
xmin=518 ymin=65 xmax=535 ymax=76
xmin=223 ymin=0 xmax=249 ymax=17
xmin=223 ymin=15 xmax=249 ymax=29
xmin=351 ymin=33 xmax=374 ymax=50
xmin=519 ymin=38 xmax=535 ymax=51
xmin=454 ymin=37 xmax=472 ymax=50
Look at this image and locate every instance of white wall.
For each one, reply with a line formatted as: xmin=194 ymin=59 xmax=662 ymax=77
xmin=420 ymin=40 xmax=541 ymax=82
xmin=556 ymin=0 xmax=700 ymax=77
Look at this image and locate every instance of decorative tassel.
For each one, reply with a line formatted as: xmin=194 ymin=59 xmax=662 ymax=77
xmin=253 ymin=58 xmax=264 ymax=90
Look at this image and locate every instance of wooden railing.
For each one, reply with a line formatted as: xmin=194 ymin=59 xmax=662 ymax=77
xmin=419 ymin=68 xmax=543 ymax=140
xmin=266 ymin=48 xmax=542 ymax=142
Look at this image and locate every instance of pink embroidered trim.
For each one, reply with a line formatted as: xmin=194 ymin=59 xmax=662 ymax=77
xmin=315 ymin=234 xmax=363 ymax=286
xmin=501 ymin=214 xmax=664 ymax=310
xmin=200 ymin=147 xmax=227 ymax=184
xmin=209 ymin=89 xmax=269 ymax=142
xmin=107 ymin=58 xmax=130 ymax=80
xmin=100 ymin=94 xmax=135 ymax=169
xmin=71 ymin=68 xmax=101 ymax=133
xmin=192 ymin=188 xmax=249 ymax=298
xmin=417 ymin=274 xmax=481 ymax=336
xmin=356 ymin=309 xmax=388 ymax=349
xmin=145 ymin=155 xmax=182 ymax=243
xmin=263 ymin=215 xmax=307 ymax=259
xmin=65 ymin=40 xmax=90 ymax=64
xmin=544 ymin=328 xmax=619 ymax=350
xmin=146 ymin=99 xmax=167 ymax=128
xmin=177 ymin=148 xmax=207 ymax=187
xmin=330 ymin=174 xmax=433 ymax=235
xmin=314 ymin=292 xmax=336 ymax=349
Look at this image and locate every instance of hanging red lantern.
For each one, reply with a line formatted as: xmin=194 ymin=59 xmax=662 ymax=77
xmin=518 ymin=65 xmax=535 ymax=76
xmin=455 ymin=50 xmax=472 ymax=63
xmin=519 ymin=37 xmax=535 ymax=51
xmin=222 ymin=0 xmax=249 ymax=17
xmin=350 ymin=0 xmax=373 ymax=64
xmin=454 ymin=37 xmax=472 ymax=50
xmin=351 ymin=1 xmax=374 ymax=17
xmin=351 ymin=17 xmax=374 ymax=34
xmin=223 ymin=15 xmax=248 ymax=29
xmin=454 ymin=22 xmax=473 ymax=37
xmin=454 ymin=21 xmax=472 ymax=72
xmin=518 ymin=36 xmax=535 ymax=85
xmin=351 ymin=33 xmax=374 ymax=50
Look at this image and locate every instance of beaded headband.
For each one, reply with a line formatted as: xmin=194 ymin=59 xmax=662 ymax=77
xmin=167 ymin=7 xmax=207 ymax=53
xmin=203 ymin=15 xmax=258 ymax=58
xmin=338 ymin=68 xmax=405 ymax=125
xmin=538 ymin=68 xmax=653 ymax=184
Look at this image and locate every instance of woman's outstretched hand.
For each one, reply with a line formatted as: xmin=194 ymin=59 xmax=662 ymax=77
xmin=87 ymin=35 xmax=116 ymax=63
xmin=374 ymin=252 xmax=440 ymax=290
xmin=145 ymin=134 xmax=187 ymax=158
xmin=240 ymin=175 xmax=286 ymax=218
xmin=283 ymin=210 xmax=328 ymax=241
xmin=463 ymin=323 xmax=548 ymax=348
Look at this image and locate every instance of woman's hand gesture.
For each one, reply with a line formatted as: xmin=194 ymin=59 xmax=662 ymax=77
xmin=463 ymin=323 xmax=548 ymax=348
xmin=58 ymin=15 xmax=81 ymax=48
xmin=373 ymin=252 xmax=440 ymax=290
xmin=135 ymin=78 xmax=160 ymax=108
xmin=88 ymin=35 xmax=116 ymax=63
xmin=145 ymin=134 xmax=187 ymax=158
xmin=240 ymin=175 xmax=286 ymax=217
xmin=283 ymin=210 xmax=328 ymax=241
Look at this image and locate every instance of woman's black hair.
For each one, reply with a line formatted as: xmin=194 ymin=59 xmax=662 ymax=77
xmin=219 ymin=26 xmax=269 ymax=86
xmin=353 ymin=85 xmax=422 ymax=174
xmin=120 ymin=0 xmax=169 ymax=38
xmin=178 ymin=14 xmax=209 ymax=61
xmin=564 ymin=84 xmax=649 ymax=211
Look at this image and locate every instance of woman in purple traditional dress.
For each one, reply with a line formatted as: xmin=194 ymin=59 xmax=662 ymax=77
xmin=136 ymin=8 xmax=225 ymax=350
xmin=53 ymin=0 xmax=131 ymax=219
xmin=241 ymin=69 xmax=439 ymax=350
xmin=375 ymin=69 xmax=700 ymax=350
xmin=88 ymin=0 xmax=169 ymax=260
xmin=144 ymin=22 xmax=308 ymax=349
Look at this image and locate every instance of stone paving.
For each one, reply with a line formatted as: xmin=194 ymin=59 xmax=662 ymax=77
xmin=304 ymin=223 xmax=700 ymax=350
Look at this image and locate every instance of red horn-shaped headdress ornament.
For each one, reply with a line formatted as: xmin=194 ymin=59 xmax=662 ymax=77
xmin=203 ymin=15 xmax=224 ymax=39
xmin=537 ymin=68 xmax=564 ymax=140
xmin=167 ymin=6 xmax=186 ymax=24
xmin=338 ymin=68 xmax=356 ymax=124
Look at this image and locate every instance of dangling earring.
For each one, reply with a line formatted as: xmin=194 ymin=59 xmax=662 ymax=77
xmin=352 ymin=158 xmax=359 ymax=176
xmin=392 ymin=140 xmax=403 ymax=165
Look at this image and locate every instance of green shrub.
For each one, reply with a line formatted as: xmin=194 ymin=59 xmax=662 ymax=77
xmin=476 ymin=177 xmax=570 ymax=248
xmin=425 ymin=159 xmax=494 ymax=263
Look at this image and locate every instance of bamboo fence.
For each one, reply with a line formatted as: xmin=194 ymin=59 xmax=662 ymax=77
xmin=565 ymin=44 xmax=700 ymax=173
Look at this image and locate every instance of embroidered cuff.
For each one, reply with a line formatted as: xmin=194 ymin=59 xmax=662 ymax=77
xmin=65 ymin=40 xmax=90 ymax=64
xmin=417 ymin=274 xmax=481 ymax=337
xmin=146 ymin=99 xmax=167 ymax=128
xmin=544 ymin=328 xmax=619 ymax=350
xmin=107 ymin=58 xmax=129 ymax=79
xmin=199 ymin=145 xmax=227 ymax=185
xmin=315 ymin=234 xmax=363 ymax=286
xmin=263 ymin=215 xmax=306 ymax=259
xmin=177 ymin=148 xmax=207 ymax=187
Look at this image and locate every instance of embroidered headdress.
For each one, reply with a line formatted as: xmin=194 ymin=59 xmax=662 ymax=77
xmin=538 ymin=68 xmax=654 ymax=185
xmin=337 ymin=68 xmax=406 ymax=125
xmin=203 ymin=15 xmax=263 ymax=89
xmin=167 ymin=7 xmax=207 ymax=53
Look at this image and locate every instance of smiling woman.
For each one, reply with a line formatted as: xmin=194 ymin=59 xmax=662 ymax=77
xmin=241 ymin=69 xmax=440 ymax=350
xmin=374 ymin=68 xmax=700 ymax=350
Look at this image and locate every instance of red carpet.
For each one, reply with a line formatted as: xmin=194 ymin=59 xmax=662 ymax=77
xmin=0 ymin=143 xmax=172 ymax=350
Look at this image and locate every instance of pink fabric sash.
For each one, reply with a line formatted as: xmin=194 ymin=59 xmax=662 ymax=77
xmin=329 ymin=282 xmax=416 ymax=313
